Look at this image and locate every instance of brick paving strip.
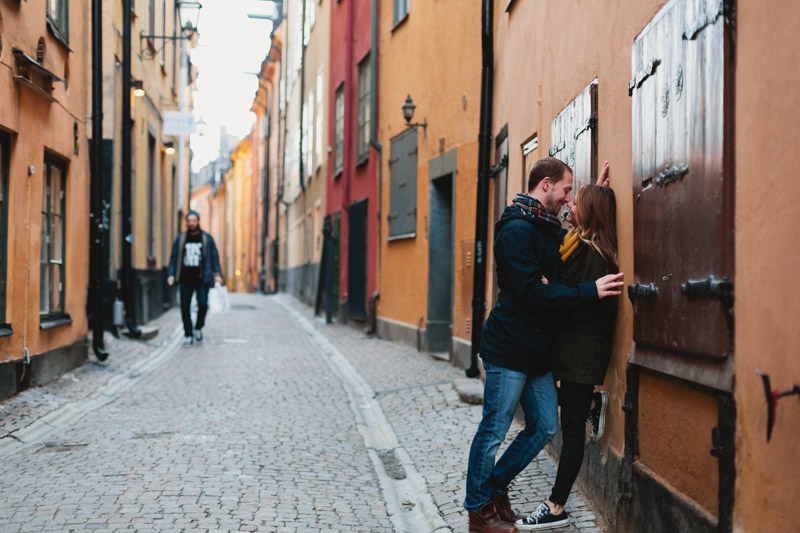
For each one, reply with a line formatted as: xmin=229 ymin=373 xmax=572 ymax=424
xmin=281 ymin=295 xmax=607 ymax=533
xmin=0 ymin=294 xmax=606 ymax=532
xmin=0 ymin=326 xmax=184 ymax=458
xmin=276 ymin=296 xmax=451 ymax=533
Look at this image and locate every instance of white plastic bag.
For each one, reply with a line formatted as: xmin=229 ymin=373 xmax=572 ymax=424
xmin=218 ymin=283 xmax=231 ymax=312
xmin=208 ymin=283 xmax=223 ymax=313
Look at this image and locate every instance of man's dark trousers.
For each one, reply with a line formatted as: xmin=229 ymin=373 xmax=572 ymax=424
xmin=179 ymin=283 xmax=209 ymax=337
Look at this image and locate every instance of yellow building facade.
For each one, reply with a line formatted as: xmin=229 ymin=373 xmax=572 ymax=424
xmin=0 ymin=0 xmax=91 ymax=398
xmin=375 ymin=0 xmax=482 ymax=362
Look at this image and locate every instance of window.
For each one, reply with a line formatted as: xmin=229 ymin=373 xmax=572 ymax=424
xmin=40 ymin=156 xmax=67 ymax=318
xmin=148 ymin=0 xmax=156 ymax=37
xmin=47 ymin=0 xmax=69 ymax=42
xmin=356 ymin=56 xmax=371 ymax=162
xmin=521 ymin=135 xmax=538 ymax=193
xmin=334 ymin=84 xmax=344 ymax=175
xmin=388 ymin=128 xmax=418 ymax=239
xmin=315 ymin=68 xmax=324 ymax=169
xmin=0 ymin=131 xmax=9 ymax=325
xmin=549 ymin=80 xmax=597 ymax=223
xmin=394 ymin=0 xmax=410 ymax=26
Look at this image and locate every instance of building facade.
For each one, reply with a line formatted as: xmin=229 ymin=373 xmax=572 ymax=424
xmin=375 ymin=0 xmax=482 ymax=362
xmin=0 ymin=0 xmax=91 ymax=399
xmin=324 ymin=0 xmax=377 ymax=321
xmin=103 ymin=0 xmax=196 ymax=325
xmin=492 ymin=0 xmax=800 ymax=531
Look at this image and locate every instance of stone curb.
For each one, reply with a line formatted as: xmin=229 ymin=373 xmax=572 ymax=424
xmin=0 ymin=324 xmax=183 ymax=457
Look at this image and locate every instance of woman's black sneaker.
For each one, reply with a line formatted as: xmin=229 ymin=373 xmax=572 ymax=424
xmin=515 ymin=503 xmax=569 ymax=530
xmin=589 ymin=391 xmax=608 ymax=440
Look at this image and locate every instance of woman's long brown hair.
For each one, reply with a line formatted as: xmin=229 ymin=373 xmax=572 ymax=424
xmin=575 ymin=185 xmax=618 ymax=270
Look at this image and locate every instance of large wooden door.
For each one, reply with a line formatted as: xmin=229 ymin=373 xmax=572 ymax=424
xmin=629 ymin=0 xmax=734 ymax=377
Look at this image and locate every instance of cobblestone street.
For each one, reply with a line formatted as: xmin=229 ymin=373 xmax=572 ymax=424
xmin=0 ymin=294 xmax=604 ymax=532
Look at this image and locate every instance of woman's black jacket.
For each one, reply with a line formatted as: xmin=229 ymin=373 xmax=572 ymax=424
xmin=551 ymin=242 xmax=618 ymax=385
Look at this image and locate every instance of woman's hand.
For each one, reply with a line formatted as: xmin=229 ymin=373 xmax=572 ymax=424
xmin=595 ymin=272 xmax=624 ymax=298
xmin=597 ymin=160 xmax=610 ymax=187
xmin=541 ymin=275 xmax=549 ymax=285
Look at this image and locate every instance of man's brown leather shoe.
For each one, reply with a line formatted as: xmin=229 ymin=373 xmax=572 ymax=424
xmin=468 ymin=501 xmax=519 ymax=532
xmin=490 ymin=492 xmax=526 ymax=523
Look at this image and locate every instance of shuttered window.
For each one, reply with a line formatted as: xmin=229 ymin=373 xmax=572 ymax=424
xmin=629 ymin=0 xmax=734 ymax=388
xmin=388 ymin=128 xmax=418 ymax=239
xmin=334 ymin=84 xmax=344 ymax=175
xmin=394 ymin=0 xmax=410 ymax=26
xmin=356 ymin=56 xmax=371 ymax=162
xmin=550 ymin=80 xmax=598 ymax=223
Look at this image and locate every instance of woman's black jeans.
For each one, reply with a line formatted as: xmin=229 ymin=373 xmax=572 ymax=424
xmin=549 ymin=381 xmax=594 ymax=506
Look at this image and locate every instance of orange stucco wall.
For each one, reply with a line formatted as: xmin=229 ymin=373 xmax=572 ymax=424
xmin=733 ymin=1 xmax=800 ymax=530
xmin=492 ymin=0 xmax=730 ymax=522
xmin=377 ymin=0 xmax=482 ymax=333
xmin=0 ymin=0 xmax=90 ymax=363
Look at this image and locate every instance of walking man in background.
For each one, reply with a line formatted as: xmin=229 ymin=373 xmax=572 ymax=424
xmin=167 ymin=210 xmax=223 ymax=346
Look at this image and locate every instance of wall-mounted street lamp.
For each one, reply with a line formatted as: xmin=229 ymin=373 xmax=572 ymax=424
xmin=140 ymin=1 xmax=202 ymax=59
xmin=132 ymin=79 xmax=145 ymax=97
xmin=163 ymin=141 xmax=176 ymax=155
xmin=402 ymin=94 xmax=427 ymax=135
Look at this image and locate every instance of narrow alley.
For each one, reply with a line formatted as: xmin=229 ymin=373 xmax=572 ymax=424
xmin=0 ymin=295 xmax=603 ymax=532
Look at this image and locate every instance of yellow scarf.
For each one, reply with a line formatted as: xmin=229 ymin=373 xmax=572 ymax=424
xmin=560 ymin=228 xmax=585 ymax=263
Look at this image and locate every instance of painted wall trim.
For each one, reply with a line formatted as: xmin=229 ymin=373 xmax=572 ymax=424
xmin=428 ymin=147 xmax=458 ymax=181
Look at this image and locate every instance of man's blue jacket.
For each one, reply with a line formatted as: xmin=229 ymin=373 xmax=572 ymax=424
xmin=480 ymin=204 xmax=599 ymax=376
xmin=167 ymin=230 xmax=222 ymax=286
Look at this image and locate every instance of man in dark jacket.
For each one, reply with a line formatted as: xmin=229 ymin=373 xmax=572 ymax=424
xmin=167 ymin=210 xmax=223 ymax=346
xmin=464 ymin=158 xmax=623 ymax=532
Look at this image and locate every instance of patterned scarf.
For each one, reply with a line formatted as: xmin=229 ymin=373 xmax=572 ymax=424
xmin=513 ymin=193 xmax=562 ymax=230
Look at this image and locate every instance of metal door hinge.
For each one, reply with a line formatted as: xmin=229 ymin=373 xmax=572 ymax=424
xmin=627 ymin=282 xmax=658 ymax=303
xmin=629 ymin=58 xmax=661 ymax=96
xmin=710 ymin=427 xmax=724 ymax=457
xmin=490 ymin=154 xmax=508 ymax=178
xmin=683 ymin=0 xmax=736 ymax=41
xmin=681 ymin=276 xmax=733 ymax=330
xmin=549 ymin=141 xmax=566 ymax=157
xmin=573 ymin=116 xmax=597 ymax=140
xmin=622 ymin=391 xmax=634 ymax=412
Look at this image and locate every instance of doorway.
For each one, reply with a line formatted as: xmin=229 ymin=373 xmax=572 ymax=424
xmin=427 ymin=173 xmax=454 ymax=354
xmin=347 ymin=200 xmax=367 ymax=320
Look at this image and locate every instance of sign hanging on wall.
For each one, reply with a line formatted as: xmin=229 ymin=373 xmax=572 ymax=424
xmin=163 ymin=111 xmax=196 ymax=136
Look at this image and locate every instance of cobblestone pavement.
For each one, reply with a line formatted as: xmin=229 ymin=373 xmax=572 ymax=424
xmin=0 ymin=293 xmax=605 ymax=532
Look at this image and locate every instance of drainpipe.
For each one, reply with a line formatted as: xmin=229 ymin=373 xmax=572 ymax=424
xmin=466 ymin=0 xmax=494 ymax=378
xmin=366 ymin=0 xmax=381 ymax=335
xmin=90 ymin=0 xmax=109 ymax=360
xmin=343 ymin=0 xmax=355 ymax=210
xmin=121 ymin=0 xmax=141 ymax=337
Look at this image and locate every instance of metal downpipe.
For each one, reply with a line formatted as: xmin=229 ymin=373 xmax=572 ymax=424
xmin=466 ymin=0 xmax=494 ymax=378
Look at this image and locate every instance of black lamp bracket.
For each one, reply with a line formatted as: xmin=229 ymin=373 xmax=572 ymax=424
xmin=139 ymin=31 xmax=193 ymax=60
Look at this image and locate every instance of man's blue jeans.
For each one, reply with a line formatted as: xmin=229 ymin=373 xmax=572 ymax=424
xmin=464 ymin=360 xmax=559 ymax=511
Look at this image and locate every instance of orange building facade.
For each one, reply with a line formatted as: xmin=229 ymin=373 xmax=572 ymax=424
xmin=375 ymin=0 xmax=482 ymax=363
xmin=491 ymin=0 xmax=800 ymax=531
xmin=0 ymin=0 xmax=91 ymax=399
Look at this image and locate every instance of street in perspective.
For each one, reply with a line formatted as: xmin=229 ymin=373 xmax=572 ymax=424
xmin=1 ymin=0 xmax=799 ymax=532
xmin=0 ymin=296 xmax=603 ymax=532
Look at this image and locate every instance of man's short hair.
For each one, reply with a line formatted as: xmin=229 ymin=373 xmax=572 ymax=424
xmin=186 ymin=210 xmax=200 ymax=219
xmin=527 ymin=157 xmax=573 ymax=192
